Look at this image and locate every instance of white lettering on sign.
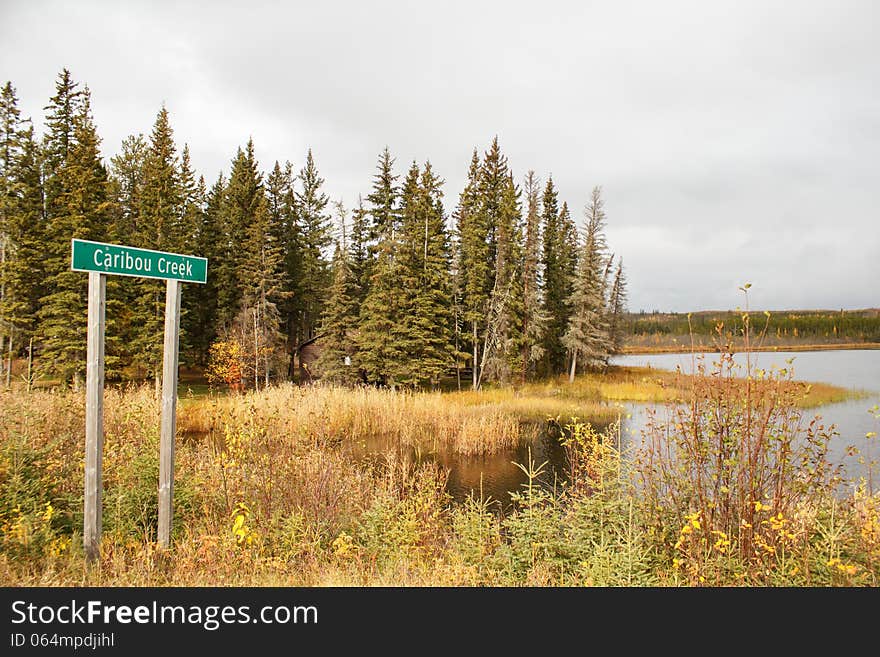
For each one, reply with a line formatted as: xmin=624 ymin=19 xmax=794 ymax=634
xmin=92 ymin=248 xmax=153 ymax=273
xmin=154 ymin=258 xmax=195 ymax=277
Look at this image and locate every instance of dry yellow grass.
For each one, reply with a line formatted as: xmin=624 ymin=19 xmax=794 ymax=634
xmin=1 ymin=376 xmax=876 ymax=587
xmin=179 ymin=384 xmax=530 ymax=456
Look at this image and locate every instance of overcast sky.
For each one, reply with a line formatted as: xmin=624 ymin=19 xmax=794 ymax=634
xmin=1 ymin=0 xmax=877 ymax=312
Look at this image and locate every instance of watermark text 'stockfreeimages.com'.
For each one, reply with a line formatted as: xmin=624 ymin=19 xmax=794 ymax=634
xmin=10 ymin=598 xmax=317 ymax=633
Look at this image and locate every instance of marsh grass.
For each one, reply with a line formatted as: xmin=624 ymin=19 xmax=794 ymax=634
xmin=0 ymin=339 xmax=876 ymax=586
xmin=178 ymin=384 xmax=528 ymax=456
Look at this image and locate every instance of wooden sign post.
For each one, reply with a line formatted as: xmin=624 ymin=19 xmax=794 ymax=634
xmin=72 ymin=239 xmax=207 ymax=559
xmin=158 ymin=279 xmax=182 ymax=547
xmin=83 ymin=272 xmax=106 ymax=562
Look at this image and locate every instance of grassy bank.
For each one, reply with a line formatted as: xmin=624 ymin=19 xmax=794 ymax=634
xmin=501 ymin=366 xmax=860 ymax=408
xmin=1 ymin=356 xmax=878 ymax=586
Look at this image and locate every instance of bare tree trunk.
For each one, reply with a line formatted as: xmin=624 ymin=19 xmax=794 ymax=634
xmin=5 ymin=331 xmax=12 ymax=388
xmin=472 ymin=320 xmax=478 ymax=391
xmin=0 ymin=237 xmax=5 ymax=384
xmin=0 ymin=333 xmax=5 ymax=380
xmin=455 ymin=309 xmax=461 ymax=391
xmin=264 ymin=324 xmax=270 ymax=389
xmin=569 ymin=351 xmax=577 ymax=383
xmin=26 ymin=336 xmax=33 ymax=393
xmin=253 ymin=308 xmax=259 ymax=392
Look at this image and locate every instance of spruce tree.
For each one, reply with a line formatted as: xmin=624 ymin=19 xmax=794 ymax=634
xmin=315 ymin=242 xmax=359 ymax=384
xmin=357 ymin=227 xmax=400 ymax=386
xmin=454 ymin=149 xmax=490 ymax=389
xmin=389 ymin=161 xmax=422 ymax=385
xmin=179 ymin=145 xmax=207 ymax=365
xmin=178 ymin=145 xmax=202 ymax=254
xmin=520 ymin=170 xmax=546 ymax=382
xmin=265 ymin=159 xmax=298 ymax=371
xmin=0 ymin=82 xmax=21 ymax=381
xmin=139 ymin=107 xmax=182 ymax=251
xmin=558 ymin=200 xmax=579 ymax=308
xmin=131 ymin=106 xmax=183 ymax=385
xmin=293 ymin=149 xmax=331 ymax=351
xmin=187 ymin=173 xmax=225 ymax=364
xmin=475 ymin=138 xmax=523 ymax=386
xmin=0 ymin=82 xmax=39 ymax=384
xmin=106 ymin=134 xmax=148 ymax=376
xmin=358 ymin=153 xmax=401 ymax=387
xmin=390 ymin=161 xmax=454 ymax=388
xmin=348 ymin=195 xmax=370 ymax=305
xmin=607 ymin=257 xmax=628 ymax=354
xmin=562 ymin=186 xmax=611 ymax=380
xmin=366 ymin=147 xmax=398 ymax=257
xmin=216 ymin=140 xmax=262 ymax=332
xmin=38 ymin=79 xmax=113 ymax=385
xmin=236 ymin=193 xmax=288 ymax=389
xmin=540 ymin=177 xmax=565 ymax=374
xmin=414 ymin=162 xmax=455 ymax=387
xmin=109 ymin=134 xmax=147 ymax=242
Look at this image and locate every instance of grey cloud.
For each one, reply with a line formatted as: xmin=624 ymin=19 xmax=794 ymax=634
xmin=1 ymin=0 xmax=876 ymax=312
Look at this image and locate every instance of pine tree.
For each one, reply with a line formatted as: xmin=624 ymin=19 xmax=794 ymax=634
xmin=38 ymin=79 xmax=113 ymax=385
xmin=293 ymin=149 xmax=331 ymax=353
xmin=520 ymin=170 xmax=546 ymax=382
xmin=562 ymin=186 xmax=611 ymax=381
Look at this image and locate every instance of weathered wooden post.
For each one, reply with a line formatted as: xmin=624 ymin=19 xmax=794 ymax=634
xmin=158 ymin=279 xmax=182 ymax=548
xmin=72 ymin=239 xmax=207 ymax=559
xmin=83 ymin=271 xmax=106 ymax=562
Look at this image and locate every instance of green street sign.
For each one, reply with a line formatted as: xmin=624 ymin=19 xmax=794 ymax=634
xmin=71 ymin=239 xmax=207 ymax=284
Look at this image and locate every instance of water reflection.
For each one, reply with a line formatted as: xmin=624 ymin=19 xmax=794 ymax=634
xmin=346 ymin=350 xmax=879 ymax=504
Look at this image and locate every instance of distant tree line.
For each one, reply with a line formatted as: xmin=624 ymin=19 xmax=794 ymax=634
xmin=625 ymin=310 xmax=880 ymax=343
xmin=0 ymin=70 xmax=627 ymax=390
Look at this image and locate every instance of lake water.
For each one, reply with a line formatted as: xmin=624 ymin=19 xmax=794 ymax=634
xmin=433 ymin=349 xmax=880 ymax=504
xmin=614 ymin=350 xmax=879 ymax=493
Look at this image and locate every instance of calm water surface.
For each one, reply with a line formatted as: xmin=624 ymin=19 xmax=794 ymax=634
xmin=361 ymin=350 xmax=880 ymax=504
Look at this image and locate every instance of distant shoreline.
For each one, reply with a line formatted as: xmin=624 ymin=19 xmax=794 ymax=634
xmin=620 ymin=342 xmax=880 ymax=355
